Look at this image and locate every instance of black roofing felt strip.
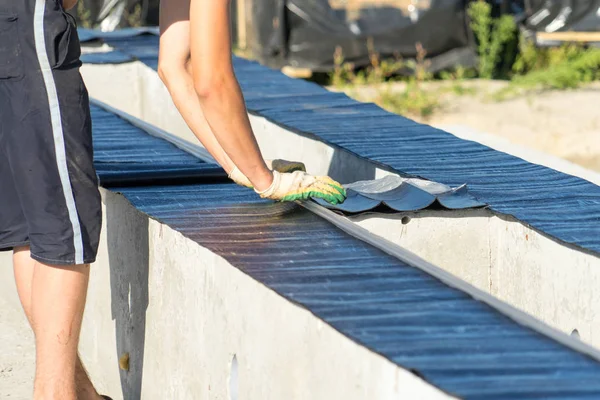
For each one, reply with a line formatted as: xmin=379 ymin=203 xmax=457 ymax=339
xmin=80 ymin=50 xmax=133 ymax=65
xmin=242 ymin=107 xmax=600 ymax=255
xmin=90 ymin=99 xmax=215 ymax=163
xmin=97 ymin=166 xmax=230 ymax=187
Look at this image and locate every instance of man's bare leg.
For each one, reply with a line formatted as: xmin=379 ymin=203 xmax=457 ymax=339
xmin=13 ymin=247 xmax=101 ymax=400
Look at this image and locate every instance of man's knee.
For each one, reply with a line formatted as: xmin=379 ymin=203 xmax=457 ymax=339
xmin=14 ymin=245 xmax=31 ymax=255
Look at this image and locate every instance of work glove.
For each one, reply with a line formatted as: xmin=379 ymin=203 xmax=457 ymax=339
xmin=228 ymin=159 xmax=307 ymax=188
xmin=255 ymin=170 xmax=346 ymax=205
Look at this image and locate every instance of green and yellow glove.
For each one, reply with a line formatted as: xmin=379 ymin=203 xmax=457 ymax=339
xmin=255 ymin=170 xmax=346 ymax=205
xmin=228 ymin=159 xmax=306 ymax=188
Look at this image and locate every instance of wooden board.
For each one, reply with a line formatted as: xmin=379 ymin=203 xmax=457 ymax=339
xmin=537 ymin=31 xmax=600 ymax=43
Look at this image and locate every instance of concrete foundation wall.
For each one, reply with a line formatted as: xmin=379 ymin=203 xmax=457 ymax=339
xmin=79 ymin=190 xmax=452 ymax=400
xmin=351 ymin=211 xmax=600 ymax=347
xmin=80 ymin=62 xmax=600 ymax=348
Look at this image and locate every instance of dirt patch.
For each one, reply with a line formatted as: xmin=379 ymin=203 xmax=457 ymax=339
xmin=0 ymin=293 xmax=35 ymax=400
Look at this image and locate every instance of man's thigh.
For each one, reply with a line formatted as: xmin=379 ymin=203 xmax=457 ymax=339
xmin=0 ymin=0 xmax=101 ymax=265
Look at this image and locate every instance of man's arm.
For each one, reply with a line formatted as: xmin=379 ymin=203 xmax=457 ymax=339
xmin=188 ymin=0 xmax=274 ymax=192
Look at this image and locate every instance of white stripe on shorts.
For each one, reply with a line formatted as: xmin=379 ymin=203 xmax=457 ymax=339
xmin=33 ymin=0 xmax=84 ymax=264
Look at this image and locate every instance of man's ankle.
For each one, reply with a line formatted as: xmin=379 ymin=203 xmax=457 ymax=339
xmin=75 ymin=357 xmax=100 ymax=400
xmin=76 ymin=385 xmax=102 ymax=400
xmin=34 ymin=381 xmax=77 ymax=400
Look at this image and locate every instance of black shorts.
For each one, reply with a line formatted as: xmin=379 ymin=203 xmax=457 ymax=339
xmin=0 ymin=0 xmax=101 ymax=265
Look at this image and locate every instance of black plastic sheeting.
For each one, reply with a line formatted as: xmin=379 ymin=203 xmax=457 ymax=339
xmin=78 ymin=30 xmax=600 ymax=256
xmin=89 ymin=102 xmax=600 ymax=398
xmin=525 ymin=0 xmax=600 ymax=35
xmin=74 ymin=0 xmax=474 ymax=72
xmin=71 ymin=0 xmax=159 ymax=31
xmin=250 ymin=0 xmax=476 ymax=72
xmin=79 ymin=27 xmax=159 ymax=42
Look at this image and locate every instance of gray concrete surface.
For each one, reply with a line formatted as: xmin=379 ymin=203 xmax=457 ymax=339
xmin=350 ymin=210 xmax=600 ymax=346
xmin=78 ymin=190 xmax=453 ymax=400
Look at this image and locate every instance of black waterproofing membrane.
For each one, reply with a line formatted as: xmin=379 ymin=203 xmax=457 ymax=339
xmin=247 ymin=0 xmax=476 ymax=71
xmin=525 ymin=0 xmax=600 ymax=37
xmin=78 ymin=30 xmax=600 ymax=255
xmin=90 ymin=103 xmax=600 ymax=399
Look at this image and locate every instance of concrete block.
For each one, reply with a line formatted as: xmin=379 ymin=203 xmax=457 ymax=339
xmin=79 ymin=190 xmax=453 ymax=400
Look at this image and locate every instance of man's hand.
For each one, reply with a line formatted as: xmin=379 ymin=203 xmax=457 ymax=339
xmin=256 ymin=170 xmax=346 ymax=205
xmin=62 ymin=0 xmax=78 ymax=10
xmin=229 ymin=159 xmax=306 ymax=188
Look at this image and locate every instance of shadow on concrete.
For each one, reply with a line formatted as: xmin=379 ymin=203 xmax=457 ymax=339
xmin=106 ymin=197 xmax=149 ymax=400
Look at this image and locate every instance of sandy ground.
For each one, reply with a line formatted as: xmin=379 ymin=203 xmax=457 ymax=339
xmin=428 ymin=82 xmax=600 ymax=172
xmin=0 ymin=261 xmax=35 ymax=399
xmin=334 ymin=80 xmax=600 ymax=172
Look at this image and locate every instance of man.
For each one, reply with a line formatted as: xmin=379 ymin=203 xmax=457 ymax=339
xmin=0 ymin=0 xmax=344 ymax=399
xmin=0 ymin=0 xmax=107 ymax=398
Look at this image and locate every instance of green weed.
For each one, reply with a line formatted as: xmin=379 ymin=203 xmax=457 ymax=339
xmin=76 ymin=1 xmax=93 ymax=28
xmin=467 ymin=0 xmax=517 ymax=79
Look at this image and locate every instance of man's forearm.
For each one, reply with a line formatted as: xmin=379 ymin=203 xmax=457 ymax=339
xmin=196 ymin=75 xmax=273 ymax=190
xmin=160 ymin=62 xmax=236 ymax=172
xmin=189 ymin=0 xmax=273 ymax=191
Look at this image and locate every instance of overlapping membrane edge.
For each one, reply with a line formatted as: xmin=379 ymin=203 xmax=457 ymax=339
xmin=91 ymin=103 xmax=600 ymax=399
xmin=79 ymin=28 xmax=600 ymax=256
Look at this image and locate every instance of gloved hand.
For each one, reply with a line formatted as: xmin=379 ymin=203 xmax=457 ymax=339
xmin=255 ymin=170 xmax=346 ymax=205
xmin=228 ymin=159 xmax=306 ymax=188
